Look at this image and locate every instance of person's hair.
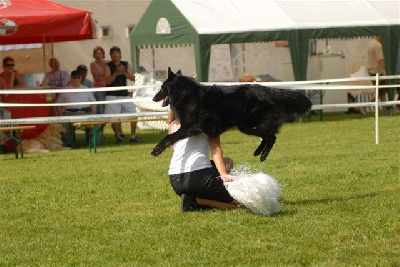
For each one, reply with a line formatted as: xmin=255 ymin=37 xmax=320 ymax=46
xmin=48 ymin=57 xmax=59 ymax=65
xmin=109 ymin=46 xmax=121 ymax=55
xmin=93 ymin=46 xmax=105 ymax=58
xmin=3 ymin=56 xmax=14 ymax=66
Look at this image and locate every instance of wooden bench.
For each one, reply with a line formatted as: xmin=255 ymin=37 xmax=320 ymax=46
xmin=72 ymin=117 xmax=168 ymax=153
xmin=0 ymin=125 xmax=36 ymax=159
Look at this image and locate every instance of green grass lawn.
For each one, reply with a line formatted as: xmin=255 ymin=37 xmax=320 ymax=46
xmin=1 ymin=114 xmax=399 ymax=266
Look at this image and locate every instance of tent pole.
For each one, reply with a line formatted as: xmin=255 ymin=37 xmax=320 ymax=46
xmin=51 ymin=37 xmax=54 ymax=59
xmin=42 ymin=36 xmax=46 ymax=74
xmin=242 ymin=43 xmax=246 ymax=75
xmin=135 ymin=46 xmax=140 ymax=69
xmin=152 ymin=46 xmax=155 ymax=69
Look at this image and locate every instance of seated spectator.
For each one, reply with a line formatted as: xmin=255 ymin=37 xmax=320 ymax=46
xmin=44 ymin=58 xmax=70 ymax=115
xmin=0 ymin=75 xmax=7 ymax=88
xmin=56 ymin=71 xmax=97 ymax=147
xmin=0 ymin=57 xmax=26 ymax=88
xmin=44 ymin=58 xmax=70 ymax=88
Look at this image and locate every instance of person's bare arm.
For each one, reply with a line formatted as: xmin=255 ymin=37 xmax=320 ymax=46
xmin=105 ymin=65 xmax=118 ymax=85
xmin=378 ymin=58 xmax=386 ymax=72
xmin=209 ymin=135 xmax=232 ymax=182
xmin=168 ymin=119 xmax=180 ymax=151
xmin=0 ymin=75 xmax=7 ymax=88
xmin=124 ymin=63 xmax=135 ymax=81
xmin=90 ymin=63 xmax=98 ymax=81
xmin=90 ymin=104 xmax=97 ymax=114
xmin=56 ymin=106 xmax=64 ymax=115
xmin=14 ymin=71 xmax=25 ymax=88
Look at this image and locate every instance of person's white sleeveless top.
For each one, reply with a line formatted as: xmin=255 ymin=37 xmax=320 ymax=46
xmin=168 ymin=123 xmax=211 ymax=175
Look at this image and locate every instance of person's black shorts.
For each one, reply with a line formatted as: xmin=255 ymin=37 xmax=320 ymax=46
xmin=169 ymin=167 xmax=234 ymax=203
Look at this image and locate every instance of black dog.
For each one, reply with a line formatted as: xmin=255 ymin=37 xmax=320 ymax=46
xmin=152 ymin=68 xmax=312 ymax=161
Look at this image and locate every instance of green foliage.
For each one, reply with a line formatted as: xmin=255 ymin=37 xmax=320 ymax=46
xmin=1 ymin=115 xmax=399 ymax=266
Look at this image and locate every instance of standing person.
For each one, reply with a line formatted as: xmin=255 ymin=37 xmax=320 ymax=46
xmin=56 ymin=70 xmax=97 ymax=147
xmin=168 ymin=111 xmax=241 ymax=212
xmin=367 ymin=36 xmax=387 ymax=112
xmin=1 ymin=57 xmax=26 ymax=88
xmin=90 ymin=46 xmax=107 ymax=138
xmin=104 ymin=46 xmax=139 ymax=144
xmin=76 ymin=64 xmax=93 ymax=88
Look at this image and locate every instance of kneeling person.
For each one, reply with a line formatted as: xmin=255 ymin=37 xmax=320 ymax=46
xmin=168 ymin=111 xmax=241 ymax=212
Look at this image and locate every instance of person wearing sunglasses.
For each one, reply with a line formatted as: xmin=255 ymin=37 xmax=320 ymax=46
xmin=0 ymin=56 xmax=25 ymax=88
xmin=56 ymin=70 xmax=97 ymax=147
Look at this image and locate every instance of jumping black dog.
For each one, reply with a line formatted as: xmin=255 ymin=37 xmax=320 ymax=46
xmin=152 ymin=68 xmax=312 ymax=161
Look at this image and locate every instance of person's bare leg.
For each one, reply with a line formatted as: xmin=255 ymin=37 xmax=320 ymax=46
xmin=130 ymin=121 xmax=137 ymax=136
xmin=196 ymin=198 xmax=242 ymax=209
xmin=112 ymin=122 xmax=122 ymax=137
xmin=379 ymin=94 xmax=387 ymax=112
xmin=368 ymin=94 xmax=376 ymax=102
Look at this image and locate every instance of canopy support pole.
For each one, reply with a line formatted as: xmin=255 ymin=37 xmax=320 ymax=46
xmin=42 ymin=36 xmax=46 ymax=74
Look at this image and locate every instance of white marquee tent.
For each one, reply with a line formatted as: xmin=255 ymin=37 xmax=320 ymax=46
xmin=131 ymin=0 xmax=400 ymax=93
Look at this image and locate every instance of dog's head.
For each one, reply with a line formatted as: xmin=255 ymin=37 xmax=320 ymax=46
xmin=152 ymin=67 xmax=182 ymax=107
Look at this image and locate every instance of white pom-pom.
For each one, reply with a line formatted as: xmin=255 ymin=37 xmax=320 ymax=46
xmin=226 ymin=164 xmax=281 ymax=216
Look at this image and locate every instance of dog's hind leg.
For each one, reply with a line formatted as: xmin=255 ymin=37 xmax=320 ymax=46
xmin=253 ymin=139 xmax=266 ymax=157
xmin=260 ymin=135 xmax=276 ymax=162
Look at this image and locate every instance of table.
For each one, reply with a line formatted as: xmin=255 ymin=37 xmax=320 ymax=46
xmin=73 ymin=118 xmax=168 ymax=153
xmin=0 ymin=125 xmax=36 ymax=159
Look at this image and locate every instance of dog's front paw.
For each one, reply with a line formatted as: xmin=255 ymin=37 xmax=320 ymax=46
xmin=151 ymin=144 xmax=166 ymax=156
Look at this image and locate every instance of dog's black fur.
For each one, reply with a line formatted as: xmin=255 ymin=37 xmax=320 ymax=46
xmin=152 ymin=68 xmax=312 ymax=161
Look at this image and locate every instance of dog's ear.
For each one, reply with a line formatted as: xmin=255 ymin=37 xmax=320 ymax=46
xmin=176 ymin=69 xmax=182 ymax=76
xmin=168 ymin=67 xmax=174 ymax=79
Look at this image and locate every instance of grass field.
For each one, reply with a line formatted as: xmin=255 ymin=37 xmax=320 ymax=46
xmin=1 ymin=114 xmax=399 ymax=266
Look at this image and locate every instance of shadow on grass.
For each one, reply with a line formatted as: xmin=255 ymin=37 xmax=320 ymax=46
xmin=283 ymin=192 xmax=379 ymax=206
xmin=299 ymin=111 xmax=398 ymax=123
xmin=74 ymin=129 xmax=166 ymax=148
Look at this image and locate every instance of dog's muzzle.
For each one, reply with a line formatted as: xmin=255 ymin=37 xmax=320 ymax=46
xmin=152 ymin=94 xmax=170 ymax=107
xmin=161 ymin=96 xmax=170 ymax=107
